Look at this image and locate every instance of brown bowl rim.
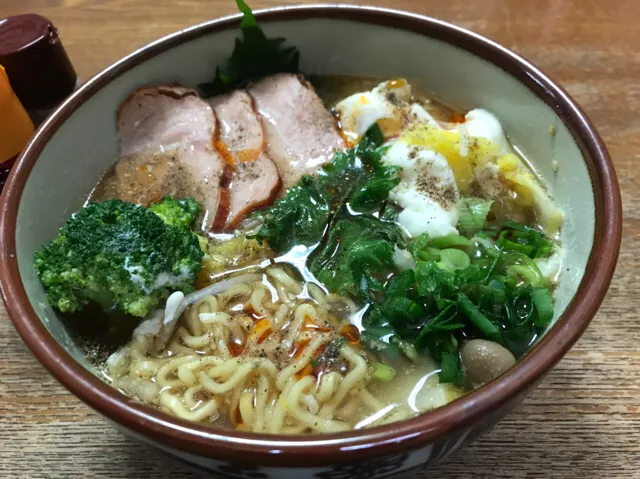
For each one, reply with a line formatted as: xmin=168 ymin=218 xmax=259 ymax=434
xmin=0 ymin=4 xmax=622 ymax=468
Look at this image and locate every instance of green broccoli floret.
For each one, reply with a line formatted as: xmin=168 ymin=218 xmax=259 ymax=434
xmin=148 ymin=196 xmax=201 ymax=229
xmin=34 ymin=199 xmax=204 ymax=318
xmin=149 ymin=196 xmax=208 ymax=252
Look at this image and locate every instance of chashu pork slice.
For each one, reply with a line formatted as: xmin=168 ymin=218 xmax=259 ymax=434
xmin=209 ymin=90 xmax=281 ymax=229
xmin=94 ymin=86 xmax=227 ymax=231
xmin=248 ymin=74 xmax=346 ymax=191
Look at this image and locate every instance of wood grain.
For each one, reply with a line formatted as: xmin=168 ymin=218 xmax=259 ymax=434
xmin=0 ymin=0 xmax=638 ymax=477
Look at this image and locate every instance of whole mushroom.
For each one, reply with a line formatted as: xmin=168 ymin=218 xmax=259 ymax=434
xmin=461 ymin=339 xmax=516 ymax=388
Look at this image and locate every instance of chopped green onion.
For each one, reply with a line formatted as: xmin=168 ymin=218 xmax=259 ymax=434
xmin=483 ymin=248 xmax=503 ymax=284
xmin=438 ymin=248 xmax=471 ymax=271
xmin=410 ymin=232 xmax=430 ymax=261
xmin=436 ymin=298 xmax=454 ymax=310
xmin=497 ymin=237 xmax=534 ymax=256
xmin=415 ymin=304 xmax=463 ymax=349
xmin=532 ymin=288 xmax=554 ymax=327
xmin=492 ymin=273 xmax=507 ymax=283
xmin=362 ymin=217 xmax=555 ymax=381
xmin=536 ymin=240 xmax=554 ymax=258
xmin=512 ymin=291 xmax=535 ymax=324
xmin=501 ymin=252 xmax=547 ymax=287
xmin=476 ymin=228 xmax=499 ymax=239
xmin=507 ymin=264 xmax=546 ymax=287
xmin=372 ymin=362 xmax=397 ymax=382
xmin=418 ymin=247 xmax=442 ymax=261
xmin=458 ymin=197 xmax=493 ymax=234
xmin=484 ymin=246 xmax=502 ymax=258
xmin=467 ymin=283 xmax=506 ymax=316
xmin=457 ymin=293 xmax=502 ymax=343
xmin=439 ymin=351 xmax=461 ymax=383
xmin=498 ymin=221 xmax=555 ymax=259
xmin=472 ymin=234 xmax=495 ymax=251
xmin=430 ymin=235 xmax=473 ymax=250
xmin=396 ymin=339 xmax=422 ymax=364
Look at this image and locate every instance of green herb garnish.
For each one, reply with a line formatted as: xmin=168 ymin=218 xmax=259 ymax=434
xmin=199 ymin=0 xmax=300 ymax=97
xmin=365 ymin=221 xmax=556 ymax=384
xmin=253 ymin=176 xmax=330 ymax=252
xmin=256 ymin=125 xmax=403 ymax=300
xmin=310 ymin=216 xmax=404 ymax=300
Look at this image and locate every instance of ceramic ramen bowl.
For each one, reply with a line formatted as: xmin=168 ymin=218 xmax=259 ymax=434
xmin=0 ymin=5 xmax=621 ymax=478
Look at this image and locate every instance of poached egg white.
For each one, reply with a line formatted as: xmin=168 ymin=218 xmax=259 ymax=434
xmin=335 ymin=80 xmax=513 ymax=239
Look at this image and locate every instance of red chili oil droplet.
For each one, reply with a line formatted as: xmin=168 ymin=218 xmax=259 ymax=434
xmin=289 ymin=339 xmax=310 ymax=358
xmin=228 ymin=339 xmax=245 ymax=357
xmin=340 ymin=324 xmax=361 ymax=345
xmin=449 ymin=112 xmax=466 ymax=124
xmin=295 ymin=363 xmax=313 ymax=380
xmin=313 ymin=345 xmax=326 ymax=359
xmin=257 ymin=328 xmax=272 ymax=344
xmin=244 ymin=305 xmax=265 ymax=321
xmin=303 ymin=315 xmax=332 ymax=332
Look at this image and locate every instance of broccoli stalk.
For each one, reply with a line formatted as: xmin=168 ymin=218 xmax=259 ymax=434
xmin=34 ymin=198 xmax=204 ymax=318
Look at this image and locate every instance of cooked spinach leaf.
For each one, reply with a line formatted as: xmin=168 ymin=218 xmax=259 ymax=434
xmin=316 ymin=127 xmax=398 ymax=210
xmin=256 ymin=125 xmax=404 ymax=302
xmin=254 ymin=176 xmax=330 ymax=252
xmin=309 ymin=215 xmax=404 ymax=300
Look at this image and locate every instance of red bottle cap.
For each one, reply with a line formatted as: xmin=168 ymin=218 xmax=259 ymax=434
xmin=0 ymin=14 xmax=77 ymax=110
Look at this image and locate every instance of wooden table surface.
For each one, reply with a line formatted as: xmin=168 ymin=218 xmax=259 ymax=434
xmin=0 ymin=0 xmax=638 ymax=477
